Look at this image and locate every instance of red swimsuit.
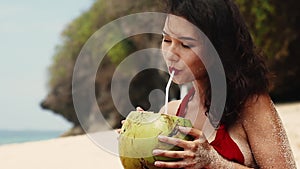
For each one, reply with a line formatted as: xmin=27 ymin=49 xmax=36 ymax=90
xmin=176 ymin=88 xmax=245 ymax=164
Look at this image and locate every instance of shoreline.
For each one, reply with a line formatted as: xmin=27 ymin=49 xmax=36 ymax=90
xmin=0 ymin=130 xmax=65 ymax=146
xmin=0 ymin=103 xmax=299 ymax=168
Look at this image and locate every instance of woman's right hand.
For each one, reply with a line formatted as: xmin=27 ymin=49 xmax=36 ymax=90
xmin=116 ymin=120 xmax=126 ymax=134
xmin=136 ymin=106 xmax=144 ymax=111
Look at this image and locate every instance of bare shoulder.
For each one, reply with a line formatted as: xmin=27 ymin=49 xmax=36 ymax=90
xmin=239 ymin=93 xmax=279 ymax=140
xmin=240 ymin=93 xmax=281 ymax=134
xmin=240 ymin=93 xmax=296 ymax=168
xmin=159 ymin=100 xmax=181 ymax=116
xmin=240 ymin=93 xmax=275 ymax=123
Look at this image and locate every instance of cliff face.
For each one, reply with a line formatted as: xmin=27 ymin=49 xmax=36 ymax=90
xmin=40 ymin=0 xmax=175 ymax=136
xmin=41 ymin=52 xmax=180 ymax=136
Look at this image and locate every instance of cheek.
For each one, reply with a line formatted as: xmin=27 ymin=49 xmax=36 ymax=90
xmin=192 ymin=62 xmax=206 ymax=79
xmin=183 ymin=51 xmax=202 ymax=67
xmin=186 ymin=57 xmax=205 ymax=76
xmin=161 ymin=45 xmax=168 ymax=61
xmin=161 ymin=42 xmax=168 ymax=53
xmin=161 ymin=53 xmax=168 ymax=64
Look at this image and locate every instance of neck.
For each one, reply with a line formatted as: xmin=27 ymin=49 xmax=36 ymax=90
xmin=192 ymin=76 xmax=209 ymax=105
xmin=183 ymin=77 xmax=209 ymax=130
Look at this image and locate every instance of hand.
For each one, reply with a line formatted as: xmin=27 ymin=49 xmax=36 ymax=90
xmin=116 ymin=120 xmax=126 ymax=134
xmin=152 ymin=126 xmax=219 ymax=169
xmin=136 ymin=106 xmax=144 ymax=111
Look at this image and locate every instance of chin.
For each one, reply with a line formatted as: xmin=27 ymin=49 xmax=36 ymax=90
xmin=172 ymin=78 xmax=192 ymax=85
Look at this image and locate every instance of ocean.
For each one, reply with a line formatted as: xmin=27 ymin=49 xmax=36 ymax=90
xmin=0 ymin=130 xmax=65 ymax=145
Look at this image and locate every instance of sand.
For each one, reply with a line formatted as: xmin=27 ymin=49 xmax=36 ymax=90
xmin=0 ymin=103 xmax=299 ymax=169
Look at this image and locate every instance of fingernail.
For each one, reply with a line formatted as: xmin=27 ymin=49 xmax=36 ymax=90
xmin=157 ymin=135 xmax=166 ymax=140
xmin=178 ymin=126 xmax=184 ymax=129
xmin=178 ymin=126 xmax=187 ymax=132
xmin=154 ymin=161 xmax=161 ymax=166
xmin=136 ymin=106 xmax=143 ymax=111
xmin=152 ymin=149 xmax=163 ymax=155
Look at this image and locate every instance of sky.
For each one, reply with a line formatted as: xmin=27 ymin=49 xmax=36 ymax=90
xmin=0 ymin=0 xmax=95 ymax=131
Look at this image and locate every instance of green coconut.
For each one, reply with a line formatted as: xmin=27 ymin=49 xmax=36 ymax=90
xmin=118 ymin=111 xmax=193 ymax=169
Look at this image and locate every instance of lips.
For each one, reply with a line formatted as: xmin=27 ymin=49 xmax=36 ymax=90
xmin=169 ymin=67 xmax=181 ymax=76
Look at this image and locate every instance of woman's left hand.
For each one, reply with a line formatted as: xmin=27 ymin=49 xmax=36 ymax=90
xmin=152 ymin=126 xmax=218 ymax=169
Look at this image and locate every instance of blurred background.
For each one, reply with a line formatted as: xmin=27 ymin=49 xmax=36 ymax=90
xmin=0 ymin=0 xmax=299 ymax=144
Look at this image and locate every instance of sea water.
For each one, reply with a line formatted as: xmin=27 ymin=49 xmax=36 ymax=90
xmin=0 ymin=130 xmax=64 ymax=145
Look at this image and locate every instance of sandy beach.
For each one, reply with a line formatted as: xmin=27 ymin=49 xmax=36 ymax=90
xmin=0 ymin=103 xmax=299 ymax=169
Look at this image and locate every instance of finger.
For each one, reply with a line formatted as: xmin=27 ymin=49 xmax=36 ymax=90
xmin=136 ymin=106 xmax=144 ymax=111
xmin=178 ymin=126 xmax=207 ymax=143
xmin=121 ymin=120 xmax=126 ymax=125
xmin=198 ymin=135 xmax=207 ymax=144
xmin=178 ymin=126 xmax=203 ymax=140
xmin=116 ymin=128 xmax=121 ymax=134
xmin=158 ymin=135 xmax=193 ymax=149
xmin=154 ymin=160 xmax=196 ymax=168
xmin=152 ymin=149 xmax=195 ymax=159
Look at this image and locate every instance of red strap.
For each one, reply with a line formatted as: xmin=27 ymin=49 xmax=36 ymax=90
xmin=176 ymin=88 xmax=195 ymax=117
xmin=210 ymin=125 xmax=245 ymax=164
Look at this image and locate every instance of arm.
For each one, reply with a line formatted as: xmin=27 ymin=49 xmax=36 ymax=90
xmin=241 ymin=94 xmax=296 ymax=168
xmin=153 ymin=127 xmax=255 ymax=169
xmin=207 ymin=94 xmax=296 ymax=168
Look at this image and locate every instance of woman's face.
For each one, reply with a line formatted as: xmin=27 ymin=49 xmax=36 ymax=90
xmin=162 ymin=15 xmax=206 ymax=84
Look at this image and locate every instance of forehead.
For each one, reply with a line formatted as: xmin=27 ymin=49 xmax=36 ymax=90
xmin=163 ymin=15 xmax=200 ymax=40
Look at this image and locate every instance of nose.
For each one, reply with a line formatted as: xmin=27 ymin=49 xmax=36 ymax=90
xmin=163 ymin=44 xmax=180 ymax=62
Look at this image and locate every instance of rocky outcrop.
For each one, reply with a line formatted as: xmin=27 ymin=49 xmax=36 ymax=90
xmin=40 ymin=0 xmax=175 ymax=136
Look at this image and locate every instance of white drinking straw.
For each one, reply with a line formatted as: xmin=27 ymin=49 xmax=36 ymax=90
xmin=165 ymin=70 xmax=175 ymax=114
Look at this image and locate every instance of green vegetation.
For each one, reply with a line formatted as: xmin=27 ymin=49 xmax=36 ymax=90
xmin=235 ymin=0 xmax=299 ymax=101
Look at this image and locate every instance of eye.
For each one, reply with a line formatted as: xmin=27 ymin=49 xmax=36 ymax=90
xmin=162 ymin=37 xmax=172 ymax=43
xmin=181 ymin=43 xmax=194 ymax=48
xmin=163 ymin=39 xmax=171 ymax=43
xmin=162 ymin=34 xmax=172 ymax=43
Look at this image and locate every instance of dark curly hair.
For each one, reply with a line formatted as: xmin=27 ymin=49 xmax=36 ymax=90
xmin=164 ymin=0 xmax=270 ymax=128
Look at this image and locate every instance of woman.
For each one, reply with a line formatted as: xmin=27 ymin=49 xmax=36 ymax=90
xmin=152 ymin=0 xmax=296 ymax=168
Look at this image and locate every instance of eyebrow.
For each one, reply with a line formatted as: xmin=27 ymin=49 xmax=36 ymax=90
xmin=162 ymin=30 xmax=197 ymax=41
